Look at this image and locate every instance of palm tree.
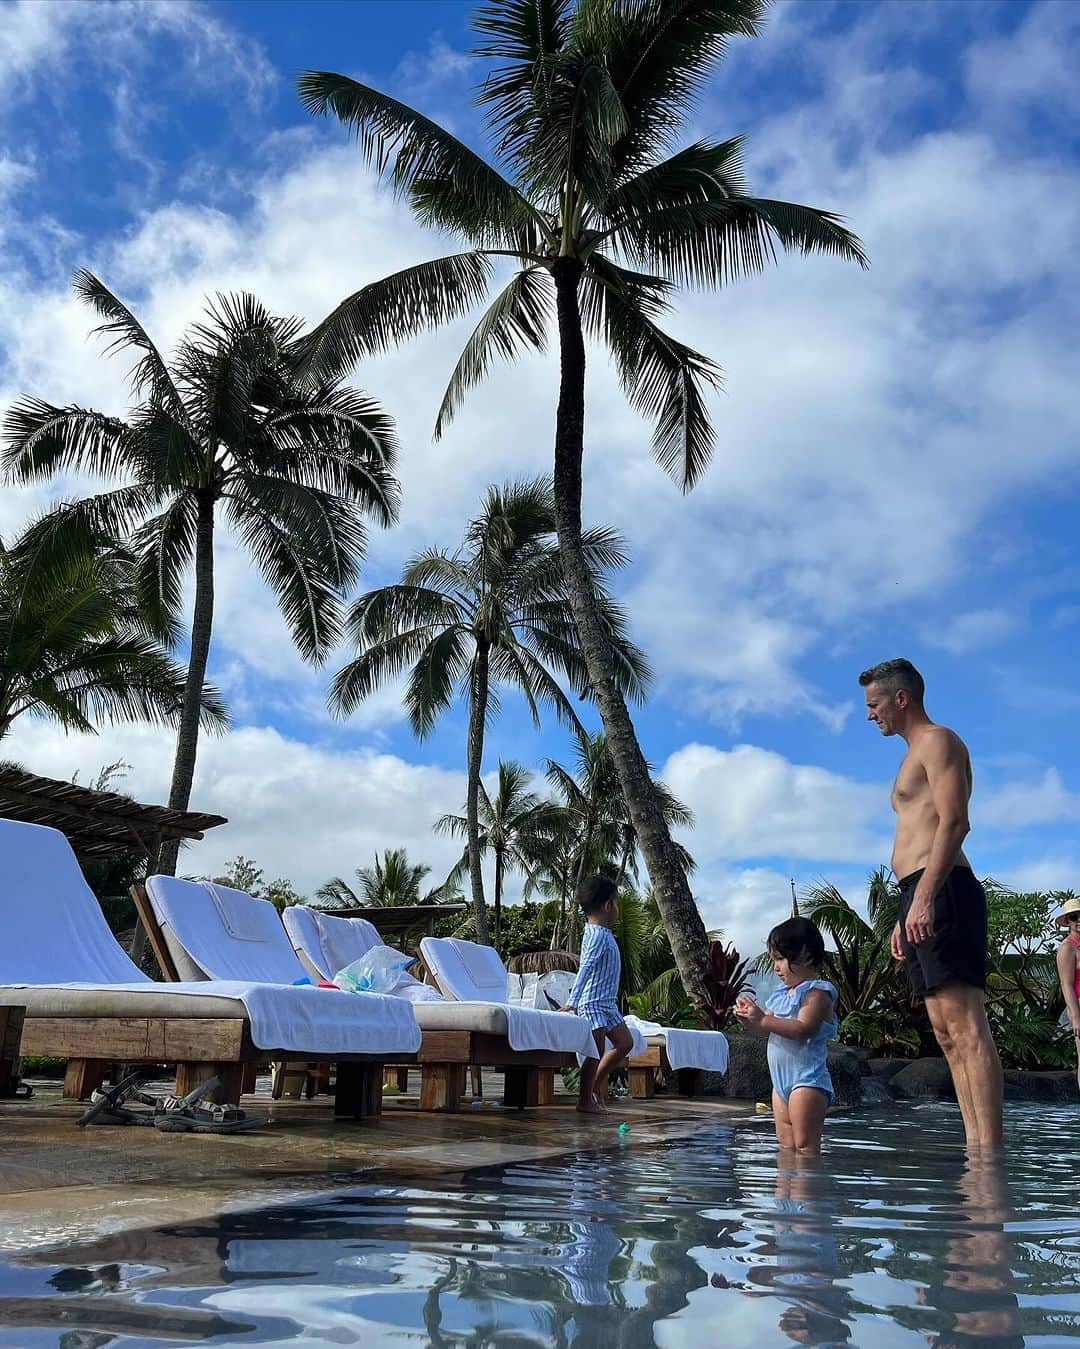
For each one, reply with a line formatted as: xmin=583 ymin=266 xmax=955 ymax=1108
xmin=329 ymin=477 xmax=649 ymax=940
xmin=3 ymin=274 xmax=398 ymax=871
xmin=296 ymin=0 xmax=867 ymax=1012
xmin=316 ymin=848 xmax=432 ymax=908
xmin=0 ymin=524 xmax=226 ymax=742
xmin=435 ymin=758 xmax=557 ymax=943
xmin=543 ymin=727 xmax=693 ymax=947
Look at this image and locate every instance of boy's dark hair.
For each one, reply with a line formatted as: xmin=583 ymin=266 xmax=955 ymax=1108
xmin=577 ymin=874 xmax=617 ymax=915
xmin=858 ymin=657 xmax=925 ymax=704
xmin=767 ymin=916 xmax=825 ymax=969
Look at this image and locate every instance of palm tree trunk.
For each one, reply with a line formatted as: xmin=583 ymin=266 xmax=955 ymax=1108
xmin=550 ymin=258 xmax=711 ymax=1020
xmin=493 ymin=846 xmax=504 ymax=947
xmin=614 ymin=833 xmax=634 ymax=888
xmin=466 ymin=640 xmax=491 ymax=942
xmin=159 ymin=489 xmax=215 ymax=876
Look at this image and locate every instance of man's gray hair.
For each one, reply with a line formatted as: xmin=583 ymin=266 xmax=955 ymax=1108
xmin=858 ymin=658 xmax=925 ymax=703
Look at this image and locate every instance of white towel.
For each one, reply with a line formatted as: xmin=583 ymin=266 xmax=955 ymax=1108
xmin=282 ymin=905 xmax=381 ymax=981
xmin=0 ymin=819 xmax=420 ymax=1056
xmin=203 ymin=881 xmax=274 ymax=943
xmin=146 ymin=875 xmax=307 ymax=985
xmin=420 ymin=937 xmax=596 ymax=1058
xmin=626 ymin=1017 xmax=729 ymax=1074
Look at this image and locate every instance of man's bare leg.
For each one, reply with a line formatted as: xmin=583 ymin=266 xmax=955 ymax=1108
xmin=925 ymin=984 xmax=1003 ymax=1149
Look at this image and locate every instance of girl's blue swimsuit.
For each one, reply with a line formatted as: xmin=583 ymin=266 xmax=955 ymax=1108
xmin=765 ymin=978 xmax=838 ymax=1105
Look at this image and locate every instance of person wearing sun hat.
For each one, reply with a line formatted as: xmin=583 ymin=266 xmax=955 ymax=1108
xmin=1055 ymin=896 xmax=1080 ymax=1090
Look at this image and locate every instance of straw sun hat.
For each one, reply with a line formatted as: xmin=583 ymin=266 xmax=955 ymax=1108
xmin=1055 ymin=896 xmax=1080 ymax=927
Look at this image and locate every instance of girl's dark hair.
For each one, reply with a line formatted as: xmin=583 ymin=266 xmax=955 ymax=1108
xmin=767 ymin=916 xmax=825 ymax=969
xmin=577 ymin=874 xmax=617 ymax=915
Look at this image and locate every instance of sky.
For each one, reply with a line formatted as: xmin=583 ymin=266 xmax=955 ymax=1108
xmin=1 ymin=0 xmax=1079 ymax=958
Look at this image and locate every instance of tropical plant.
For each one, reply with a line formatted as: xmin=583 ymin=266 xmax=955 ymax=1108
xmin=211 ymin=855 xmax=308 ymax=915
xmin=435 ymin=759 xmax=559 ymax=943
xmin=542 ymin=728 xmax=692 ymax=947
xmin=2 ymin=273 xmax=398 ymax=871
xmin=297 ymin=0 xmax=867 ymax=1014
xmin=316 ymin=847 xmax=434 ymax=908
xmin=329 ymin=477 xmax=648 ymax=939
xmin=0 ymin=524 xmax=226 ymax=743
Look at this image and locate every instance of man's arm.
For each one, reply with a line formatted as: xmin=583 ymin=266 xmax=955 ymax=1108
xmin=907 ymin=731 xmax=971 ymax=946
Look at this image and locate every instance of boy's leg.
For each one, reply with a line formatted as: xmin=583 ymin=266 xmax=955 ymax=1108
xmin=772 ymin=1090 xmax=795 ymax=1150
xmin=577 ymin=1028 xmax=607 ymax=1114
xmin=593 ymin=1023 xmax=635 ymax=1106
xmin=786 ymin=1087 xmax=829 ymax=1157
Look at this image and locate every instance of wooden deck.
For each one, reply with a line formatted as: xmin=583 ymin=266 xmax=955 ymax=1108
xmin=0 ymin=1072 xmax=751 ymax=1254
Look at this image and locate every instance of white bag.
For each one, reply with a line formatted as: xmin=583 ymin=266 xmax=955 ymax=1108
xmin=334 ymin=944 xmax=414 ymax=995
xmin=508 ymin=969 xmax=575 ymax=1010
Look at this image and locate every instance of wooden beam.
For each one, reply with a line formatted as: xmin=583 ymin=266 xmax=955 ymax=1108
xmin=129 ymin=883 xmax=181 ymax=982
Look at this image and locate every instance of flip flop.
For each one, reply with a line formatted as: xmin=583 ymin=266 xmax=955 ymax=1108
xmin=153 ymin=1076 xmax=265 ymax=1134
xmin=76 ymin=1068 xmax=159 ymax=1127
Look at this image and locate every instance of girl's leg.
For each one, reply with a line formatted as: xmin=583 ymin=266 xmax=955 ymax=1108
xmin=786 ymin=1087 xmax=829 ymax=1156
xmin=593 ymin=1023 xmax=635 ymax=1107
xmin=772 ymin=1090 xmax=795 ymax=1151
xmin=577 ymin=1029 xmax=607 ymax=1114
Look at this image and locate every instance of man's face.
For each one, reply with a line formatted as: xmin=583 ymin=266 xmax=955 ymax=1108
xmin=864 ymin=681 xmax=901 ymax=735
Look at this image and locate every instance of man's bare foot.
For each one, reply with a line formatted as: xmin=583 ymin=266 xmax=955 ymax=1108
xmin=576 ymin=1099 xmax=606 ymax=1115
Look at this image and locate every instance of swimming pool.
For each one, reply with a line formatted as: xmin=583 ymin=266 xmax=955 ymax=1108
xmin=2 ymin=1101 xmax=1077 ymax=1346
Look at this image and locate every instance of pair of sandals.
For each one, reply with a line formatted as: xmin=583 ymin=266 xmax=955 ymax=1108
xmin=77 ymin=1068 xmax=264 ymax=1133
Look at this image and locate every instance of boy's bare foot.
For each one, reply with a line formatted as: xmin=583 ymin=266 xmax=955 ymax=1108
xmin=592 ymin=1091 xmax=609 ymax=1114
xmin=576 ymin=1099 xmax=606 ymax=1115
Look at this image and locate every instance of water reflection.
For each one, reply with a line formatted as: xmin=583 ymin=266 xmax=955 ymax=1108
xmin=919 ymin=1157 xmax=1023 ymax=1349
xmin=5 ymin=1104 xmax=1080 ymax=1346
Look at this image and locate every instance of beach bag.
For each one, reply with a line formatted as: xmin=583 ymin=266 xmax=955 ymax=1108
xmin=508 ymin=970 xmax=575 ymax=1010
xmin=334 ymin=944 xmax=414 ymax=995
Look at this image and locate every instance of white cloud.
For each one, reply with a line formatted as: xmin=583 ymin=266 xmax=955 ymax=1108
xmin=929 ymin=607 xmax=1019 ymax=655
xmin=3 ymin=719 xmax=469 ymax=897
xmin=978 ymin=766 xmax=1080 ymax=832
xmin=662 ymin=742 xmax=891 ymax=865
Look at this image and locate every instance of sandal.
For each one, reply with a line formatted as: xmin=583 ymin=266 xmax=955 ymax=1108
xmin=76 ymin=1068 xmax=159 ymax=1127
xmin=153 ymin=1076 xmax=265 ymax=1134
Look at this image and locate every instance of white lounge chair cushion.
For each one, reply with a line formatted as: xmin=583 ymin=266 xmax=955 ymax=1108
xmin=0 ymin=820 xmax=420 ymax=1056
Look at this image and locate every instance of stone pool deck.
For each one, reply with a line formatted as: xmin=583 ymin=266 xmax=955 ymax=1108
xmin=0 ymin=1076 xmax=753 ymax=1254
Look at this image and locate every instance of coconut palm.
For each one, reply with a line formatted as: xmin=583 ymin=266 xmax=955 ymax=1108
xmin=297 ymin=0 xmax=867 ymax=1011
xmin=435 ymin=758 xmax=557 ymax=943
xmin=2 ymin=273 xmax=398 ymax=871
xmin=329 ymin=477 xmax=649 ymax=940
xmin=316 ymin=848 xmax=433 ymax=908
xmin=543 ymin=728 xmax=693 ymax=947
xmin=0 ymin=525 xmax=226 ymax=742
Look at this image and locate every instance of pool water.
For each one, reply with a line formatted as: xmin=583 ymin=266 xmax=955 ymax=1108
xmin=2 ymin=1101 xmax=1079 ymax=1347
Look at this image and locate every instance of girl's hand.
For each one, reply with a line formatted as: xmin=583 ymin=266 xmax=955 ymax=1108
xmin=734 ymin=998 xmax=763 ymax=1027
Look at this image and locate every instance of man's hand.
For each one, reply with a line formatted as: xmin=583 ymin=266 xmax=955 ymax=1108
xmin=890 ymin=921 xmax=906 ymax=961
xmin=905 ymin=892 xmax=935 ymax=947
xmin=557 ymin=1005 xmax=576 ymax=1015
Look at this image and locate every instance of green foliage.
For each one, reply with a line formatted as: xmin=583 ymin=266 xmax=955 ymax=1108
xmin=0 ymin=526 xmax=226 ymax=742
xmin=628 ymin=968 xmax=695 ymax=1029
xmin=211 ymin=855 xmax=307 ymax=915
xmin=492 ymin=898 xmax=560 ymax=959
xmin=316 ymin=848 xmax=434 ymax=908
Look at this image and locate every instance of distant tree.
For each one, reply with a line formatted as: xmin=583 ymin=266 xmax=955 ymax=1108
xmin=316 ymin=847 xmax=433 ymax=908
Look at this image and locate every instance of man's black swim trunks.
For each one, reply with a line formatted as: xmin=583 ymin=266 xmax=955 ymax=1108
xmin=897 ymin=865 xmax=988 ymax=999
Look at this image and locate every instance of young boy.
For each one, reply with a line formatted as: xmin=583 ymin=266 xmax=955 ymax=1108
xmin=559 ymin=875 xmax=635 ymax=1115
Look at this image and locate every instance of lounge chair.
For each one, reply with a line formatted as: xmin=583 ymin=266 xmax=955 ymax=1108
xmin=136 ymin=880 xmax=598 ymax=1112
xmin=0 ymin=818 xmax=420 ymax=1117
xmin=420 ymin=936 xmax=729 ymax=1098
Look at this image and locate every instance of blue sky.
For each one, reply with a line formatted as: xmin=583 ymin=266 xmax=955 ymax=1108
xmin=2 ymin=0 xmax=1079 ymax=953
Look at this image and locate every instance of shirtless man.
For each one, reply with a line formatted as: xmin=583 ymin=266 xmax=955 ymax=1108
xmin=860 ymin=658 xmax=1003 ymax=1150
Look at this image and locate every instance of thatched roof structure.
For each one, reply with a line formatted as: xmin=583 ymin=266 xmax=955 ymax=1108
xmin=0 ymin=766 xmax=226 ymax=864
xmin=507 ymin=950 xmax=580 ymax=974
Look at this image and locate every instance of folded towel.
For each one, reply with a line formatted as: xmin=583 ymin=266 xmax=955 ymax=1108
xmin=626 ymin=1017 xmax=729 ymax=1074
xmin=447 ymin=938 xmax=508 ymax=994
xmin=203 ymin=881 xmax=275 ymax=943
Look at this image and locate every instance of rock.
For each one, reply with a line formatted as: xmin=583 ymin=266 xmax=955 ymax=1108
xmin=867 ymin=1058 xmax=910 ymax=1082
xmin=891 ymin=1058 xmax=956 ymax=1099
xmin=826 ymin=1046 xmax=864 ymax=1107
xmin=1003 ymin=1070 xmax=1080 ymax=1103
xmin=858 ymin=1076 xmax=895 ymax=1106
xmin=709 ymin=1032 xmax=772 ymax=1101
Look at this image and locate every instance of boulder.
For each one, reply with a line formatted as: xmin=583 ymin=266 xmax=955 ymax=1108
xmin=710 ymin=1032 xmax=772 ymax=1101
xmin=858 ymin=1076 xmax=895 ymax=1106
xmin=890 ymin=1057 xmax=956 ymax=1099
xmin=867 ymin=1058 xmax=910 ymax=1083
xmin=826 ymin=1046 xmax=864 ymax=1106
xmin=1003 ymin=1070 xmax=1080 ymax=1103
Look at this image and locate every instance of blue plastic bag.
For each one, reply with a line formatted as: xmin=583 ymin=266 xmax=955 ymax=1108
xmin=334 ymin=944 xmax=414 ymax=995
